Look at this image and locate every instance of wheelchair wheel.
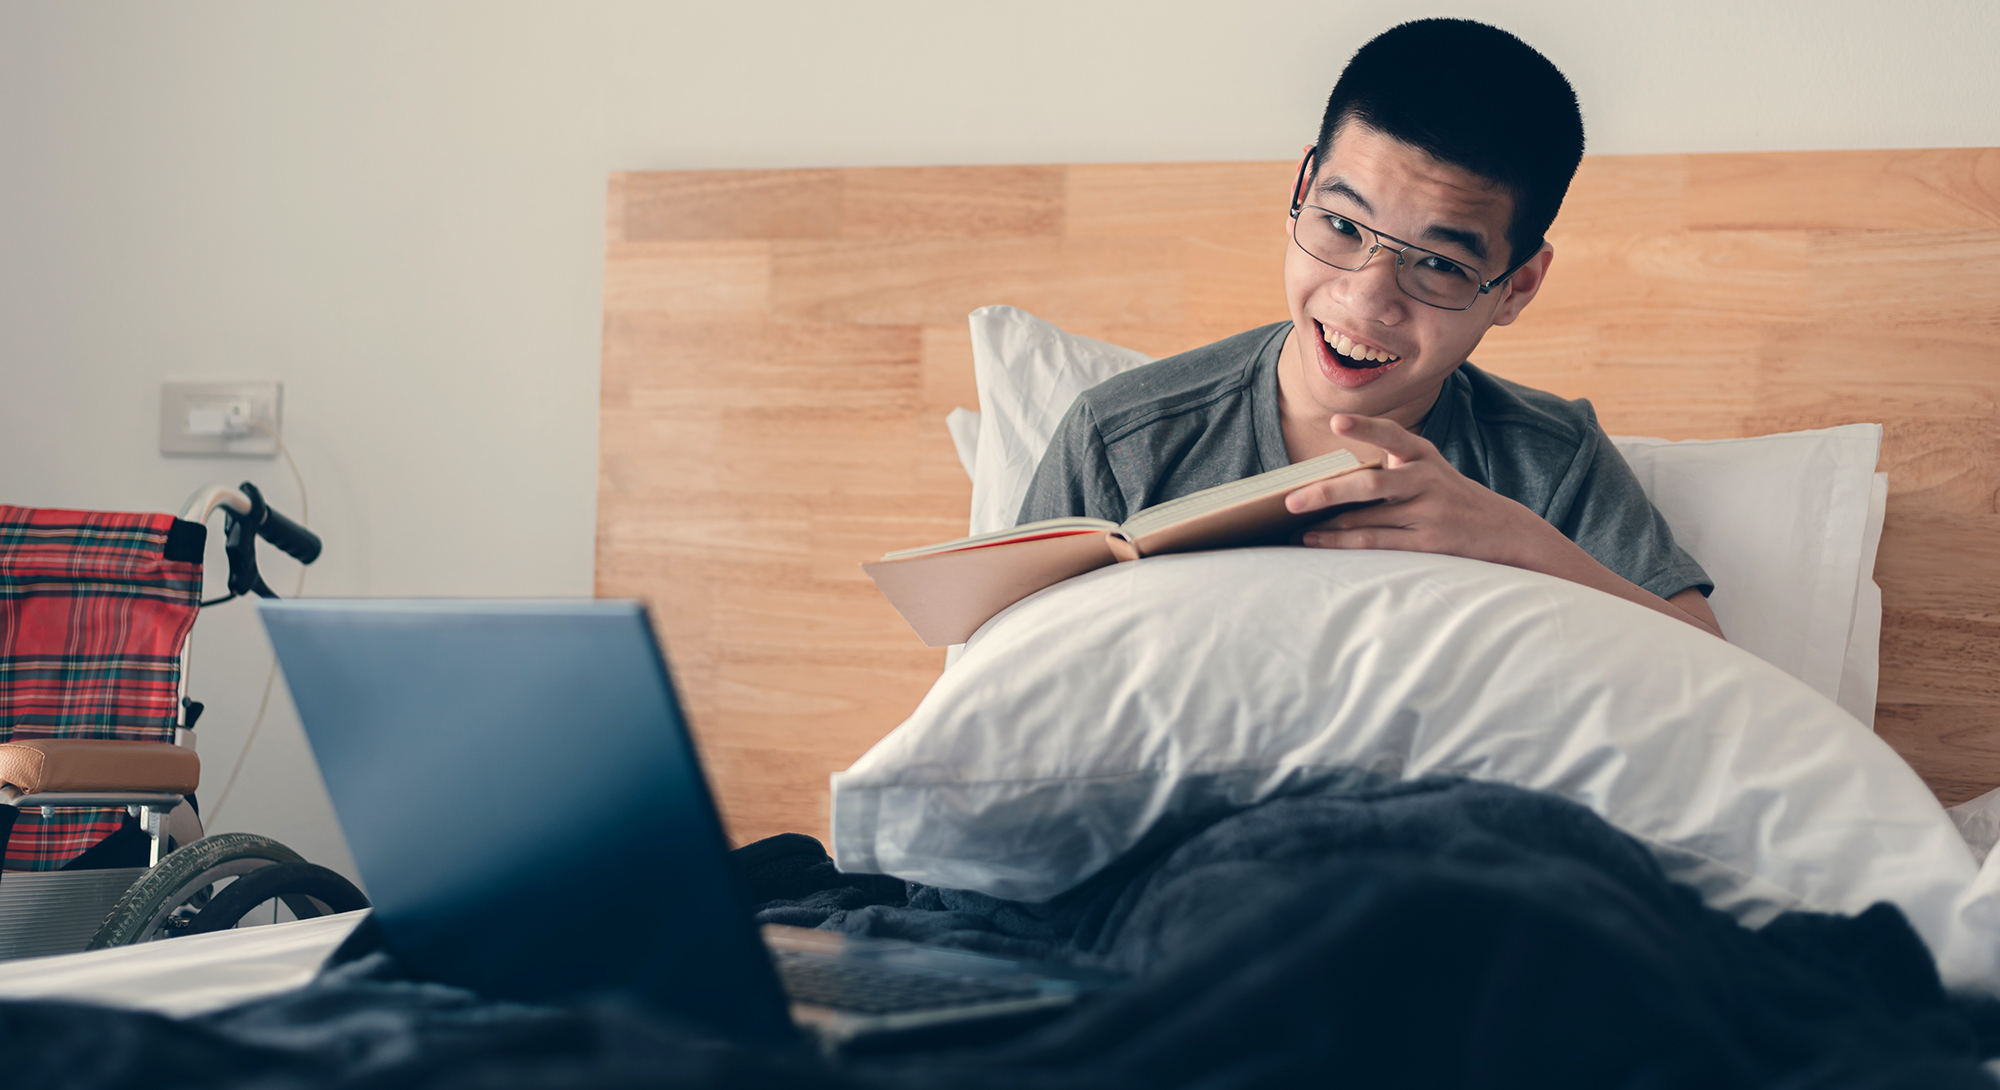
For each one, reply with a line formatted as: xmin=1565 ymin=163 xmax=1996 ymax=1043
xmin=87 ymin=832 xmax=365 ymax=948
xmin=180 ymin=861 xmax=369 ymax=935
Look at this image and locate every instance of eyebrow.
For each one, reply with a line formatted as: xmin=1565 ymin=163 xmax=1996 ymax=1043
xmin=1314 ymin=177 xmax=1491 ymax=264
xmin=1422 ymin=225 xmax=1488 ymax=264
xmin=1315 ymin=178 xmax=1374 ymax=216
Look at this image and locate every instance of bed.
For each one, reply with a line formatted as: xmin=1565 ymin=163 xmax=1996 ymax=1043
xmin=3 ymin=150 xmax=1997 ymax=1087
xmin=594 ymin=150 xmax=2000 ymax=849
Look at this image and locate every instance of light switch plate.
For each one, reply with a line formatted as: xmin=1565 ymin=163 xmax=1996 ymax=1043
xmin=160 ymin=381 xmax=283 ymax=456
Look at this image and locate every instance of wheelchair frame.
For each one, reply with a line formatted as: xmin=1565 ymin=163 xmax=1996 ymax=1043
xmin=0 ymin=486 xmax=367 ymax=959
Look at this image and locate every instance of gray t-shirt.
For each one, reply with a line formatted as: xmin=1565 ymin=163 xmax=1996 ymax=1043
xmin=1017 ymin=321 xmax=1712 ymax=600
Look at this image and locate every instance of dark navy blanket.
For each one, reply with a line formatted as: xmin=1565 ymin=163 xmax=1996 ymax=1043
xmin=7 ymin=777 xmax=1998 ymax=1089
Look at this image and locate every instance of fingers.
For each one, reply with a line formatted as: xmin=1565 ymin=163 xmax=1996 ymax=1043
xmin=1307 ymin=499 xmax=1408 ymax=534
xmin=1330 ymin=414 xmax=1435 ymax=467
xmin=1285 ymin=468 xmax=1400 ymax=515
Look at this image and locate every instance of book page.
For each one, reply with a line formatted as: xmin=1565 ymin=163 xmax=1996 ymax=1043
xmin=879 ymin=517 xmax=1118 ymax=561
xmin=1118 ymin=449 xmax=1365 ymax=542
xmin=1125 ymin=493 xmax=1376 ymax=557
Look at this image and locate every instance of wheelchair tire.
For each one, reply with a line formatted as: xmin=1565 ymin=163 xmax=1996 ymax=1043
xmin=180 ymin=861 xmax=368 ymax=935
xmin=88 ymin=832 xmax=308 ymax=948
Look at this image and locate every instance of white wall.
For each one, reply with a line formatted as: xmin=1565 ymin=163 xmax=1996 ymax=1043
xmin=3 ymin=0 xmax=1995 ymax=884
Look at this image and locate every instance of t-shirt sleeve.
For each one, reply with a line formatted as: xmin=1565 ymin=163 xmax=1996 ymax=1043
xmin=1553 ymin=421 xmax=1713 ymax=601
xmin=1016 ymin=399 xmax=1129 ymax=526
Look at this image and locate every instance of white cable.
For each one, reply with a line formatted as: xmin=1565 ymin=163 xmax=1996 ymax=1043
xmin=204 ymin=420 xmax=308 ymax=826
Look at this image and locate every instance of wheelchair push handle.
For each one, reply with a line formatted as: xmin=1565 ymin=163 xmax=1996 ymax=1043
xmin=179 ymin=481 xmax=321 ymax=605
xmin=243 ymin=486 xmax=322 ymax=565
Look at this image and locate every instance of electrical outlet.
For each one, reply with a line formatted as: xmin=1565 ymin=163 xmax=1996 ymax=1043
xmin=160 ymin=381 xmax=283 ymax=456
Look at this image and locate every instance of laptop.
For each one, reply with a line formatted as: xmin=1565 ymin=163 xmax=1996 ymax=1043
xmin=258 ymin=598 xmax=1114 ymax=1052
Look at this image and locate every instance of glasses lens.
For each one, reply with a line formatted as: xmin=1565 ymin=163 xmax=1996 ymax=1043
xmin=1295 ymin=205 xmax=1490 ymax=310
xmin=1398 ymin=250 xmax=1481 ymax=310
xmin=1293 ymin=208 xmax=1373 ymax=270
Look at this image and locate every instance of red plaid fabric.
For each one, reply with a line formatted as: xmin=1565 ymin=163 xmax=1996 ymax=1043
xmin=0 ymin=506 xmax=202 ymax=869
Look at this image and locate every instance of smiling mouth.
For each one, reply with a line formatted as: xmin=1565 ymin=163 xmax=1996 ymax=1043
xmin=1335 ymin=346 xmax=1390 ymax=370
xmin=1316 ymin=321 xmax=1401 ymax=370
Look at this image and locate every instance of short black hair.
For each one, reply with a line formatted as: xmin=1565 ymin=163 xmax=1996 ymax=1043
xmin=1313 ymin=18 xmax=1584 ymax=269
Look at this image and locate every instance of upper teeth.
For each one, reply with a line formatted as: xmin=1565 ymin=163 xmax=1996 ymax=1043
xmin=1325 ymin=327 xmax=1399 ymax=363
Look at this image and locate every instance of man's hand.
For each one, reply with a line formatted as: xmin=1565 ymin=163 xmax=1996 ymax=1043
xmin=1286 ymin=414 xmax=1557 ymax=567
xmin=1286 ymin=414 xmax=1724 ymax=639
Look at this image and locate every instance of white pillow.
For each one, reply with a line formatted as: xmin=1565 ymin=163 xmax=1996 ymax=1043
xmin=831 ymin=549 xmax=1998 ymax=990
xmin=965 ymin=305 xmax=1151 ymax=539
xmin=944 ymin=406 xmax=981 ymax=481
xmin=1612 ymin=429 xmax=1886 ymax=726
xmin=949 ymin=306 xmax=1885 ymax=723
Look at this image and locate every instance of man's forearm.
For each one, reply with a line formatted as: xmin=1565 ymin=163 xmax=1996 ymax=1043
xmin=1517 ymin=534 xmax=1723 ymax=639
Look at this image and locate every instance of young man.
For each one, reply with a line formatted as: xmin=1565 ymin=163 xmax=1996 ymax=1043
xmin=1017 ymin=18 xmax=1721 ymax=638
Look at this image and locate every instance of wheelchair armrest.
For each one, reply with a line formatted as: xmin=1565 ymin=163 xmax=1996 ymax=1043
xmin=0 ymin=739 xmax=200 ymax=796
xmin=0 ymin=787 xmax=186 ymax=810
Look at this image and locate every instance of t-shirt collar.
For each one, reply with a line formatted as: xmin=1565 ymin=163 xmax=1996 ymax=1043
xmin=1418 ymin=366 xmax=1471 ymax=445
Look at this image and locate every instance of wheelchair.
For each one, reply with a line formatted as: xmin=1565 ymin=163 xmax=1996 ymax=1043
xmin=0 ymin=484 xmax=368 ymax=958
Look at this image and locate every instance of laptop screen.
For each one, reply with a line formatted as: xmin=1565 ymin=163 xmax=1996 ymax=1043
xmin=260 ymin=598 xmax=793 ymax=1039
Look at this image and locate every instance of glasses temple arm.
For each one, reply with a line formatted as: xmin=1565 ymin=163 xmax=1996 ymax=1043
xmin=1480 ymin=237 xmax=1546 ymax=292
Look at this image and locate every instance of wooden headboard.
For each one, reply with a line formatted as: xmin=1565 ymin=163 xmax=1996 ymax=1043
xmin=597 ymin=151 xmax=2000 ymax=846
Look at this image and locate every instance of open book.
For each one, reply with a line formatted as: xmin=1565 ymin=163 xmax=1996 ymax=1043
xmin=864 ymin=448 xmax=1379 ymax=646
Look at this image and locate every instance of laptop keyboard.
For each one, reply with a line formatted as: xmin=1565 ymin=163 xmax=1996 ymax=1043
xmin=773 ymin=949 xmax=1045 ymax=1015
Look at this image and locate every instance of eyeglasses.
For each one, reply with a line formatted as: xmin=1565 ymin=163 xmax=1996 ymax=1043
xmin=1287 ymin=152 xmax=1540 ymax=312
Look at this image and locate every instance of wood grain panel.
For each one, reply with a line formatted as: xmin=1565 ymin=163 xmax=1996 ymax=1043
xmin=768 ymin=237 xmax=1191 ymax=329
xmin=1875 ymin=512 xmax=2000 ymax=622
xmin=840 ymin=166 xmax=1064 ymax=239
xmin=1544 ymin=155 xmax=1688 ymax=237
xmin=1066 ymin=160 xmax=1295 ymax=245
xmin=601 ymin=241 xmax=771 ymax=316
xmin=1684 ymin=148 xmax=2000 ymax=231
xmin=920 ymin=324 xmax=979 ymax=417
xmin=600 ymin=152 xmax=2000 ymax=845
xmin=617 ymin=170 xmax=843 ymax=241
xmin=1876 ymin=704 xmax=2000 ymax=806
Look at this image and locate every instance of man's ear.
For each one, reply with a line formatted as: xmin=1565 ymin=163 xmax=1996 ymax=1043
xmin=1283 ymin=143 xmax=1315 ymax=236
xmin=1490 ymin=243 xmax=1555 ymax=328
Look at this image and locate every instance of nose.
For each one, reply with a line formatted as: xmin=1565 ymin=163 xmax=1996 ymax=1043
xmin=1332 ymin=242 xmax=1408 ymax=326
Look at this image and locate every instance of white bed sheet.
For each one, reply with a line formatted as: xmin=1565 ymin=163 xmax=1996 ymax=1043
xmin=0 ymin=909 xmax=365 ymax=1017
